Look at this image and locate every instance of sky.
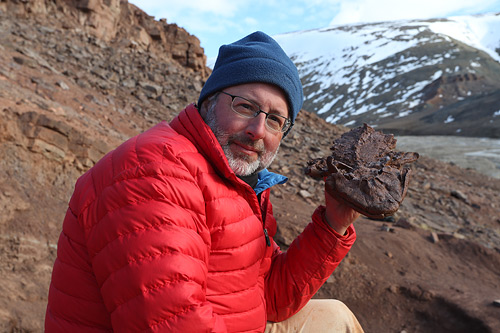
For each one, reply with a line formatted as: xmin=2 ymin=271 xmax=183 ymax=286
xmin=128 ymin=0 xmax=500 ymax=61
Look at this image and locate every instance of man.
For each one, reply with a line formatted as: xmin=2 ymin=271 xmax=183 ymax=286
xmin=45 ymin=31 xmax=364 ymax=332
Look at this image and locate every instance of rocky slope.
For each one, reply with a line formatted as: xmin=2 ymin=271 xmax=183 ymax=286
xmin=0 ymin=1 xmax=499 ymax=332
xmin=275 ymin=15 xmax=500 ymax=138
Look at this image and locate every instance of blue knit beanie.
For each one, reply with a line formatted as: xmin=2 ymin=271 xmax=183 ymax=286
xmin=198 ymin=31 xmax=303 ymax=124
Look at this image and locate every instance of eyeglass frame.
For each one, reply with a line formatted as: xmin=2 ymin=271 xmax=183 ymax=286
xmin=218 ymin=91 xmax=294 ymax=135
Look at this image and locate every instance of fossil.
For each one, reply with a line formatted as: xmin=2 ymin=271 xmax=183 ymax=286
xmin=305 ymin=123 xmax=419 ymax=218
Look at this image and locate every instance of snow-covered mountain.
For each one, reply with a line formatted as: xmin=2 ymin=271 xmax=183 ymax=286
xmin=274 ymin=13 xmax=500 ymax=138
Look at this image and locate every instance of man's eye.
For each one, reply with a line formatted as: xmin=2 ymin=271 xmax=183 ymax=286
xmin=233 ymin=99 xmax=258 ymax=113
xmin=240 ymin=102 xmax=255 ymax=110
xmin=267 ymin=114 xmax=284 ymax=126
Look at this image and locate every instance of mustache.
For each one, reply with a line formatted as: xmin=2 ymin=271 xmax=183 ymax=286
xmin=204 ymin=109 xmax=266 ymax=155
xmin=229 ymin=135 xmax=265 ymax=153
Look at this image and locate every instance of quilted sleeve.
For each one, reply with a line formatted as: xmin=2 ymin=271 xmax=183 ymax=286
xmin=265 ymin=205 xmax=356 ymax=322
xmin=92 ymin=144 xmax=227 ymax=332
xmin=51 ymin=130 xmax=226 ymax=332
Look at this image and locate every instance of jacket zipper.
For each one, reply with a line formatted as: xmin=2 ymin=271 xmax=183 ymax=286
xmin=263 ymin=228 xmax=271 ymax=247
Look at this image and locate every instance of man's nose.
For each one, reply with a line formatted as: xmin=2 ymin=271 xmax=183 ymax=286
xmin=245 ymin=113 xmax=267 ymax=140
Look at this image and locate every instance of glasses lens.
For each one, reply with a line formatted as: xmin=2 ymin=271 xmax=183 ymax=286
xmin=230 ymin=94 xmax=290 ymax=133
xmin=266 ymin=114 xmax=287 ymax=132
xmin=231 ymin=96 xmax=259 ymax=117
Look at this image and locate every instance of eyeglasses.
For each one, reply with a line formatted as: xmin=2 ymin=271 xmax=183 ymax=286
xmin=219 ymin=91 xmax=292 ymax=134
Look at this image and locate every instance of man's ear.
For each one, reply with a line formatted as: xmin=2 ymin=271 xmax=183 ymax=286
xmin=198 ymin=100 xmax=208 ymax=119
xmin=199 ymin=93 xmax=219 ymax=120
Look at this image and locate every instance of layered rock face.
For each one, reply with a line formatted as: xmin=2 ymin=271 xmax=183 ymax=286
xmin=0 ymin=0 xmax=210 ymax=77
xmin=0 ymin=2 xmax=210 ymax=330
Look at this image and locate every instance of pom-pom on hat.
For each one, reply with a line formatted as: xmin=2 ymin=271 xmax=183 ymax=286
xmin=198 ymin=31 xmax=303 ymax=125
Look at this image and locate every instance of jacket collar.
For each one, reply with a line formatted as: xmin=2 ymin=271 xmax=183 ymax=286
xmin=170 ymin=104 xmax=235 ymax=180
xmin=255 ymin=169 xmax=287 ymax=195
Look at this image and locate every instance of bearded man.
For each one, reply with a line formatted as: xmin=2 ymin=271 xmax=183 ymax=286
xmin=45 ymin=31 xmax=364 ymax=332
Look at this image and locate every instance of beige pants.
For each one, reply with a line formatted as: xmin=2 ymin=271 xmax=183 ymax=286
xmin=265 ymin=299 xmax=364 ymax=333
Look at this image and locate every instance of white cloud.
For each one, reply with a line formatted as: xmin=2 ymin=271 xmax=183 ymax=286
xmin=131 ymin=0 xmax=242 ymax=18
xmin=129 ymin=0 xmax=500 ymax=58
xmin=329 ymin=0 xmax=500 ymax=25
xmin=130 ymin=0 xmax=265 ymax=36
xmin=243 ymin=17 xmax=259 ymax=27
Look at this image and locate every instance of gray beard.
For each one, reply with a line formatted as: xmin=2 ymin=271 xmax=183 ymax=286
xmin=205 ymin=107 xmax=279 ymax=176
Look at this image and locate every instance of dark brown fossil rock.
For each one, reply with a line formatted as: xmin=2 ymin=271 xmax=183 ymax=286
xmin=305 ymin=123 xmax=419 ymax=218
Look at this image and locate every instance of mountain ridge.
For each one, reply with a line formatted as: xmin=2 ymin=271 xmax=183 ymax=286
xmin=274 ymin=13 xmax=500 ymax=138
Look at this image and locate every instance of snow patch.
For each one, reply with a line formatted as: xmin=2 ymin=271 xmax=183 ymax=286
xmin=444 ymin=116 xmax=454 ymax=123
xmin=273 ymin=13 xmax=500 ymax=125
xmin=397 ymin=110 xmax=412 ymax=118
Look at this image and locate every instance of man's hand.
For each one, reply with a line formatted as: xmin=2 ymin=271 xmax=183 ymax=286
xmin=324 ymin=181 xmax=360 ymax=235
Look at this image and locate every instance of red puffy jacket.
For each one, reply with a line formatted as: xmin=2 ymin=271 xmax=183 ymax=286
xmin=45 ymin=104 xmax=356 ymax=332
